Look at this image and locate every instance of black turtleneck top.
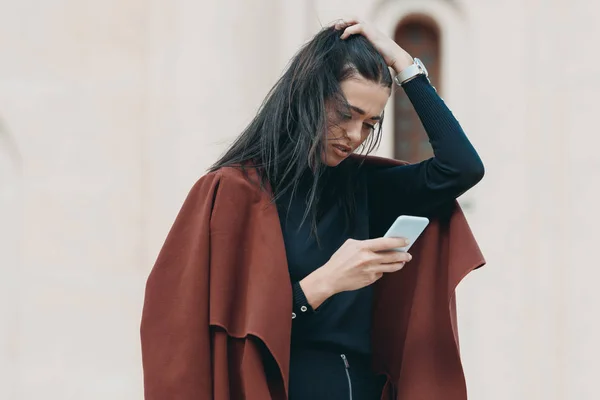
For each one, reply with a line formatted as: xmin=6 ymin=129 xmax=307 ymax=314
xmin=275 ymin=75 xmax=484 ymax=355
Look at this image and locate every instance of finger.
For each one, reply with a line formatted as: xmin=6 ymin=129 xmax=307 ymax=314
xmin=361 ymin=237 xmax=409 ymax=252
xmin=372 ymin=262 xmax=406 ymax=274
xmin=333 ymin=17 xmax=360 ymax=30
xmin=340 ymin=24 xmax=364 ymax=40
xmin=377 ymin=251 xmax=412 ymax=264
xmin=370 ymin=271 xmax=384 ymax=283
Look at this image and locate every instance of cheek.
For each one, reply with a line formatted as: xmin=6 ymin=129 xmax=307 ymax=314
xmin=358 ymin=127 xmax=373 ymax=144
xmin=326 ymin=123 xmax=346 ymax=138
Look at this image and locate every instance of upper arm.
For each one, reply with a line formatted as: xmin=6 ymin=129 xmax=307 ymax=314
xmin=366 ymin=158 xmax=483 ymax=236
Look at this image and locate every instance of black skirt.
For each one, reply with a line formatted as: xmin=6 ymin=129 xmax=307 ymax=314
xmin=288 ymin=346 xmax=386 ymax=400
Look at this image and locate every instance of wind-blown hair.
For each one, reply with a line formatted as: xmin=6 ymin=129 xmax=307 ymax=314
xmin=210 ymin=26 xmax=393 ymax=240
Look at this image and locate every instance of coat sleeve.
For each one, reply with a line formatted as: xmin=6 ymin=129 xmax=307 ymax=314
xmin=140 ymin=172 xmax=221 ymax=399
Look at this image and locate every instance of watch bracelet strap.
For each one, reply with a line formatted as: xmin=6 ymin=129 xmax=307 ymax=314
xmin=292 ymin=281 xmax=315 ymax=314
xmin=399 ymin=74 xmax=422 ymax=86
xmin=393 ymin=59 xmax=428 ymax=86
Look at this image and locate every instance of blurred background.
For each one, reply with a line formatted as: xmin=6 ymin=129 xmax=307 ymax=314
xmin=1 ymin=0 xmax=599 ymax=399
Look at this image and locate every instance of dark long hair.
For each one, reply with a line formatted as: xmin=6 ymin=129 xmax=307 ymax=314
xmin=210 ymin=26 xmax=393 ymax=240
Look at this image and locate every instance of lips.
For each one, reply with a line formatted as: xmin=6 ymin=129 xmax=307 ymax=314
xmin=332 ymin=143 xmax=352 ymax=154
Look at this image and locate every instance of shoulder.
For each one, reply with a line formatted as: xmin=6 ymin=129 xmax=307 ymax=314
xmin=198 ymin=166 xmax=273 ymax=233
xmin=349 ymin=154 xmax=410 ymax=168
xmin=192 ymin=165 xmax=268 ymax=206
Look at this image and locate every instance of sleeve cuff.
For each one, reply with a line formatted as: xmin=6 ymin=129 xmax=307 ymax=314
xmin=291 ymin=281 xmax=315 ymax=320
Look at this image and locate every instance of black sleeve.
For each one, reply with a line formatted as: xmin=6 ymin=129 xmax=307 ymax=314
xmin=291 ymin=281 xmax=315 ymax=321
xmin=367 ymin=74 xmax=484 ymax=234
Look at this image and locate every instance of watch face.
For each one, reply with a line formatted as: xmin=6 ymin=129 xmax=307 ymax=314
xmin=415 ymin=58 xmax=428 ymax=77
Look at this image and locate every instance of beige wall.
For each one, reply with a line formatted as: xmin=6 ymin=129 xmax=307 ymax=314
xmin=1 ymin=0 xmax=599 ymax=398
xmin=0 ymin=1 xmax=147 ymax=397
xmin=0 ymin=119 xmax=21 ymax=400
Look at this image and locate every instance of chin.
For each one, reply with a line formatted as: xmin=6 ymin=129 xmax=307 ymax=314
xmin=322 ymin=150 xmax=345 ymax=167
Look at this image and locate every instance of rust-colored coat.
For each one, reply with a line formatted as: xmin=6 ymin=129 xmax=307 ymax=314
xmin=140 ymin=155 xmax=486 ymax=399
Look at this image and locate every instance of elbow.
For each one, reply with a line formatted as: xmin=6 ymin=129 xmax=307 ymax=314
xmin=459 ymin=156 xmax=485 ymax=189
xmin=472 ymin=157 xmax=486 ymax=183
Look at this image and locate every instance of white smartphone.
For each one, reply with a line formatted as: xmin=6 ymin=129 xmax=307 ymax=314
xmin=383 ymin=215 xmax=430 ymax=252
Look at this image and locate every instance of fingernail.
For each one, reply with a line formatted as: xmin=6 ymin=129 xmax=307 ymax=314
xmin=407 ymin=253 xmax=412 ymax=261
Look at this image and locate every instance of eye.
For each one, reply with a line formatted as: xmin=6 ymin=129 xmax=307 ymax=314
xmin=363 ymin=122 xmax=376 ymax=131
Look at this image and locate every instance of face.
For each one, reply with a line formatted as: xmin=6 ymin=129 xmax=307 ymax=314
xmin=322 ymin=75 xmax=391 ymax=167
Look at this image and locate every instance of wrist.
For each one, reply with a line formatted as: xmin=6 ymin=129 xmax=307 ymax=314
xmin=299 ymin=268 xmax=335 ymax=310
xmin=391 ymin=53 xmax=414 ymax=75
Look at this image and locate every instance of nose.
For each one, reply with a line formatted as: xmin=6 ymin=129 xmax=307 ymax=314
xmin=345 ymin=123 xmax=362 ymax=145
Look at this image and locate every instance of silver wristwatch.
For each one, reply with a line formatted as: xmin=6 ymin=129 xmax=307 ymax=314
xmin=393 ymin=57 xmax=429 ymax=86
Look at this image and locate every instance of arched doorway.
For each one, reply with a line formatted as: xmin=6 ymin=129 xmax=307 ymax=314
xmin=393 ymin=16 xmax=441 ymax=163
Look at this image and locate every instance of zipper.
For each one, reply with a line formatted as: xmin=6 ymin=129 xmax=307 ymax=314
xmin=340 ymin=354 xmax=353 ymax=400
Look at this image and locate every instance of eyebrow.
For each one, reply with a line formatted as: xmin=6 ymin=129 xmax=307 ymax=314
xmin=348 ymin=104 xmax=382 ymax=121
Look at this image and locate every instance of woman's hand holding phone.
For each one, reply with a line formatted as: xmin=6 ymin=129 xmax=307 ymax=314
xmin=299 ymin=237 xmax=412 ymax=310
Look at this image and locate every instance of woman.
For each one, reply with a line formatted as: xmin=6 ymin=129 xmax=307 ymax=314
xmin=141 ymin=18 xmax=484 ymax=400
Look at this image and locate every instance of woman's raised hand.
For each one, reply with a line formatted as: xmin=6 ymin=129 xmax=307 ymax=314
xmin=333 ymin=17 xmax=414 ymax=74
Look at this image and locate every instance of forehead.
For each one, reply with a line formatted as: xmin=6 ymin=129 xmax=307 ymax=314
xmin=339 ymin=76 xmax=391 ymax=117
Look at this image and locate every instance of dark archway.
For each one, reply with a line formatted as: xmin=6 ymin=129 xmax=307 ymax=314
xmin=393 ymin=16 xmax=442 ymax=163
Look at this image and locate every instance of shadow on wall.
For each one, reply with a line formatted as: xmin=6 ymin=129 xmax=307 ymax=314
xmin=0 ymin=117 xmax=22 ymax=168
xmin=0 ymin=116 xmax=22 ymax=400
